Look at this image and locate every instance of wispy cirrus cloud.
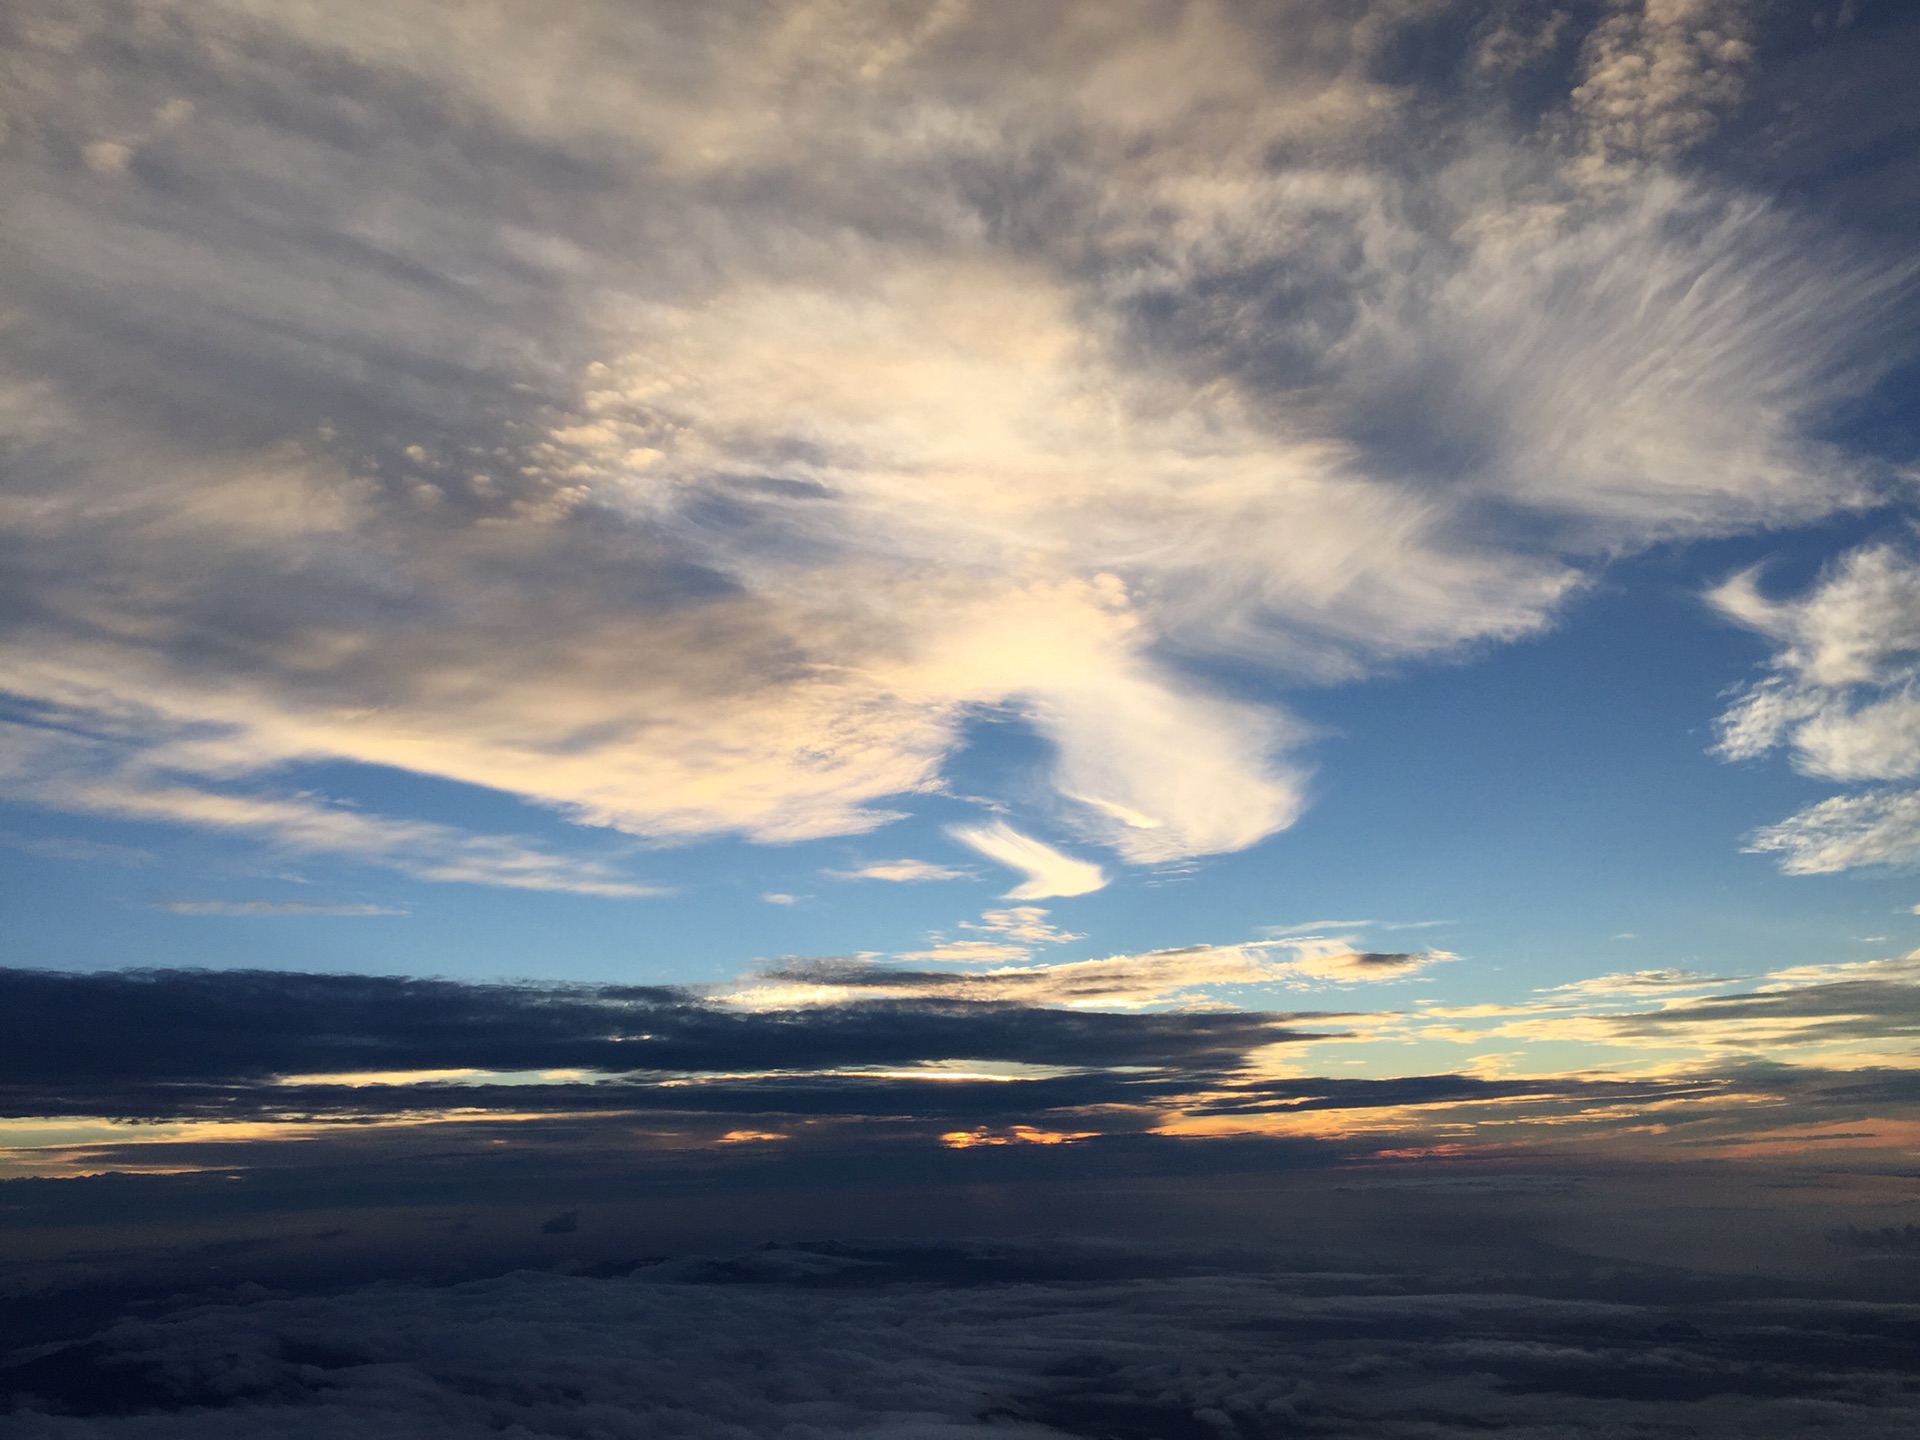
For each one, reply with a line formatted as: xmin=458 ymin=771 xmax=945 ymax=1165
xmin=964 ymin=908 xmax=1084 ymax=946
xmin=0 ymin=722 xmax=662 ymax=898
xmin=0 ymin=831 xmax=155 ymax=867
xmin=1744 ymin=790 xmax=1920 ymax=875
xmin=0 ymin=0 xmax=1907 ymax=886
xmin=1542 ymin=968 xmax=1740 ymax=998
xmin=895 ymin=905 xmax=1087 ymax=966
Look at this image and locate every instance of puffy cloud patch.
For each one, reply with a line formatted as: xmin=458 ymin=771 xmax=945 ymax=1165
xmin=1715 ymin=544 xmax=1920 ymax=873
xmin=1572 ymin=0 xmax=1756 ymax=174
xmin=1714 ymin=544 xmax=1920 ymax=780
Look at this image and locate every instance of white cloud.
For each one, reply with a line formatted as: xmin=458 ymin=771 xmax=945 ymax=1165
xmin=1542 ymin=968 xmax=1737 ymax=998
xmin=897 ymin=905 xmax=1084 ymax=966
xmin=1713 ymin=544 xmax=1920 ymax=876
xmin=1744 ymin=789 xmax=1920 ymax=875
xmin=1264 ymin=933 xmax=1457 ymax=985
xmin=0 ymin=723 xmax=662 ymax=898
xmin=829 ymin=860 xmax=969 ymax=883
xmin=1714 ymin=545 xmax=1920 ymax=779
xmin=947 ymin=823 xmax=1107 ymax=901
xmin=964 ymin=908 xmax=1082 ymax=945
xmin=894 ymin=939 xmax=1035 ymax=967
xmin=1282 ymin=947 xmax=1456 ymax=984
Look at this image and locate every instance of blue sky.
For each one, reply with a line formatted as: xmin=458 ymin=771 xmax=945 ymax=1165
xmin=9 ymin=520 xmax=1920 ymax=1002
xmin=3 ymin=0 xmax=1919 ymax=1095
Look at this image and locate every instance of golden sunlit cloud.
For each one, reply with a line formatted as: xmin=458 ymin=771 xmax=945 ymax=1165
xmin=947 ymin=822 xmax=1109 ymax=900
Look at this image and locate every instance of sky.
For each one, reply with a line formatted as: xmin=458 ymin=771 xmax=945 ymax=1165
xmin=0 ymin=0 xmax=1917 ymax=1008
xmin=0 ymin=0 xmax=1916 ymax=1060
xmin=4 ymin=2 xmax=1920 ymax=1428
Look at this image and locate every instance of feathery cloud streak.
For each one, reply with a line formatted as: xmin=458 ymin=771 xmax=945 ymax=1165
xmin=947 ymin=822 xmax=1107 ymax=900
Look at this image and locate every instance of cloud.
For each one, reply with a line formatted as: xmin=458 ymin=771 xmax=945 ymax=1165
xmin=893 ymin=904 xmax=1089 ymax=963
xmin=154 ymin=899 xmax=406 ymax=917
xmin=0 ymin=965 xmax=1308 ymax=1098
xmin=1571 ymin=0 xmax=1756 ymax=174
xmin=1259 ymin=930 xmax=1457 ymax=985
xmin=1743 ymin=789 xmax=1920 ymax=874
xmin=0 ymin=831 xmax=156 ymax=866
xmin=729 ymin=944 xmax=1307 ymax=1013
xmin=7 ymin=954 xmax=1920 ymax=1184
xmin=1283 ymin=948 xmax=1456 ymax=983
xmin=1712 ymin=543 xmax=1920 ymax=875
xmin=0 ymin=0 xmax=1907 ymax=884
xmin=964 ymin=908 xmax=1083 ymax=945
xmin=10 ymin=1235 xmax=1920 ymax=1436
xmin=947 ymin=823 xmax=1107 ymax=900
xmin=734 ymin=934 xmax=1450 ymax=1013
xmin=1544 ymin=968 xmax=1738 ymax=997
xmin=0 ymin=723 xmax=663 ymax=897
xmin=1402 ymin=949 xmax=1920 ymax=1068
xmin=828 ymin=859 xmax=969 ymax=883
xmin=895 ymin=939 xmax=1035 ymax=966
xmin=1713 ymin=544 xmax=1920 ymax=781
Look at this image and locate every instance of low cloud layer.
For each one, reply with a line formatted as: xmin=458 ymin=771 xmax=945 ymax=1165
xmin=8 ymin=1238 xmax=1920 ymax=1436
xmin=0 ymin=965 xmax=1312 ymax=1101
xmin=7 ymin=941 xmax=1920 ymax=1180
xmin=0 ymin=0 xmax=1910 ymax=886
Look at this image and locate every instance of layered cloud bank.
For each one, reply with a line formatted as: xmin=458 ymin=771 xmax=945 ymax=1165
xmin=0 ymin=0 xmax=1910 ymax=885
xmin=7 ymin=941 xmax=1920 ymax=1181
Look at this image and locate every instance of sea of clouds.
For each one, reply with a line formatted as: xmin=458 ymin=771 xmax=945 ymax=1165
xmin=7 ymin=1239 xmax=1920 ymax=1436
